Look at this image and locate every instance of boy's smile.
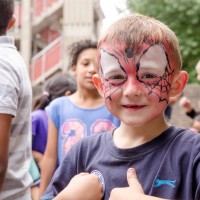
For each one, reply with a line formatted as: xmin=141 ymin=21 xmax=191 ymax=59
xmin=97 ymin=42 xmax=175 ymax=126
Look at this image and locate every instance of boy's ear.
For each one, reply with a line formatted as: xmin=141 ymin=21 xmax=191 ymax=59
xmin=7 ymin=16 xmax=15 ymax=30
xmin=169 ymin=71 xmax=188 ymax=97
xmin=92 ymin=74 xmax=104 ymax=96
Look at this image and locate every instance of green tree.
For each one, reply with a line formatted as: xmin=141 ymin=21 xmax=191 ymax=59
xmin=127 ymin=0 xmax=200 ymax=83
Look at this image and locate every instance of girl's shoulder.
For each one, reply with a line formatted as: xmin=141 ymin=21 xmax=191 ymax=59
xmin=50 ymin=96 xmax=70 ymax=106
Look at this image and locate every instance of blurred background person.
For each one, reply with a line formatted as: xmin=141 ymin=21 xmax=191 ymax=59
xmin=0 ymin=0 xmax=32 ymax=199
xmin=164 ymin=93 xmax=183 ymax=122
xmin=31 ymin=73 xmax=76 ymax=200
xmin=179 ymin=95 xmax=199 ymax=119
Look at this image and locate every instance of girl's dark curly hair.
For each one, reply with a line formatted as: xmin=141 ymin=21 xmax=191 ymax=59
xmin=68 ymin=39 xmax=97 ymax=69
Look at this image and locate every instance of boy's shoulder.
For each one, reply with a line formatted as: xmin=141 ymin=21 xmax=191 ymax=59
xmin=172 ymin=126 xmax=200 ymax=140
xmin=168 ymin=126 xmax=200 ymax=154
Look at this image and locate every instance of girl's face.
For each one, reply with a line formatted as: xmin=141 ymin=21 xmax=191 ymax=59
xmin=97 ymin=42 xmax=175 ymax=126
xmin=73 ymin=48 xmax=97 ymax=91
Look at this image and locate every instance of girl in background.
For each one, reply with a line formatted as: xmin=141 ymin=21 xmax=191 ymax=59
xmin=31 ymin=73 xmax=76 ymax=200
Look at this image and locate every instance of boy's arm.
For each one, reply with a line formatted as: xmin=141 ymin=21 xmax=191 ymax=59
xmin=40 ymin=118 xmax=58 ymax=195
xmin=53 ymin=173 xmax=103 ymax=200
xmin=0 ymin=114 xmax=12 ymax=191
xmin=109 ymin=168 xmax=167 ymax=200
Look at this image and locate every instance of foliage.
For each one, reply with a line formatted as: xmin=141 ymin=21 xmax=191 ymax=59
xmin=127 ymin=0 xmax=200 ymax=83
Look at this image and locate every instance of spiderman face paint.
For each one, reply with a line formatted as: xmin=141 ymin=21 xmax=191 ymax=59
xmin=98 ymin=42 xmax=174 ymax=126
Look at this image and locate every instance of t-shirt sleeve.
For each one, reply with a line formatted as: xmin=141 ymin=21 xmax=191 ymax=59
xmin=0 ymin=59 xmax=20 ymax=116
xmin=45 ymin=100 xmax=60 ymax=130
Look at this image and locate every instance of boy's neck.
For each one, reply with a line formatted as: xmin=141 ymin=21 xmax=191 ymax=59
xmin=113 ymin=117 xmax=169 ymax=149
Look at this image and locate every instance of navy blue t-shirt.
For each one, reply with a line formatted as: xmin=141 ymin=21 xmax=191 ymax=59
xmin=41 ymin=126 xmax=200 ymax=200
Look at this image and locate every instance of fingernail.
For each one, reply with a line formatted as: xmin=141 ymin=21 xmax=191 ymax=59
xmin=128 ymin=168 xmax=135 ymax=174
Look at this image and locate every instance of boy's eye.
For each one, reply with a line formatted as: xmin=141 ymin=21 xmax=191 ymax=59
xmin=107 ymin=74 xmax=127 ymax=86
xmin=141 ymin=73 xmax=158 ymax=79
xmin=111 ymin=75 xmax=125 ymax=80
xmin=140 ymin=73 xmax=161 ymax=84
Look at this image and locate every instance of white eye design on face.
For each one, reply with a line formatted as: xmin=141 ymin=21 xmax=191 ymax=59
xmin=138 ymin=45 xmax=168 ymax=84
xmin=100 ymin=49 xmax=127 ymax=86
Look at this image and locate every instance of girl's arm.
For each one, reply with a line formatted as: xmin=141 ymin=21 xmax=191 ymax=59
xmin=40 ymin=117 xmax=58 ymax=195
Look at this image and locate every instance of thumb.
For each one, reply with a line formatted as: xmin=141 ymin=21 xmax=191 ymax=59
xmin=127 ymin=168 xmax=144 ymax=193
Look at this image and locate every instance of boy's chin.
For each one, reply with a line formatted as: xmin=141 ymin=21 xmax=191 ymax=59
xmin=120 ymin=117 xmax=148 ymax=127
xmin=119 ymin=114 xmax=165 ymax=127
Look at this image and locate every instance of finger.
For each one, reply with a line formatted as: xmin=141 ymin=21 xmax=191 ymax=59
xmin=127 ymin=168 xmax=144 ymax=193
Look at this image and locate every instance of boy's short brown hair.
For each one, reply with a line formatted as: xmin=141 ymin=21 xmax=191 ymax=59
xmin=98 ymin=13 xmax=182 ymax=71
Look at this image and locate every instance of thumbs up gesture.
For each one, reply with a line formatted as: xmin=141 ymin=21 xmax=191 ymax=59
xmin=109 ymin=168 xmax=164 ymax=200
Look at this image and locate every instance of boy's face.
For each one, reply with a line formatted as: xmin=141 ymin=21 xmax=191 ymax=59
xmin=97 ymin=42 xmax=175 ymax=126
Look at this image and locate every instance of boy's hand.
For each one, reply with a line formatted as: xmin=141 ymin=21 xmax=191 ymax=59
xmin=54 ymin=173 xmax=103 ymax=200
xmin=109 ymin=168 xmax=165 ymax=200
xmin=109 ymin=168 xmax=144 ymax=200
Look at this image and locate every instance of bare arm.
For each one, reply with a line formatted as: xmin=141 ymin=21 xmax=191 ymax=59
xmin=40 ymin=117 xmax=58 ymax=195
xmin=0 ymin=114 xmax=12 ymax=191
xmin=53 ymin=173 xmax=103 ymax=200
xmin=32 ymin=150 xmax=43 ymax=169
xmin=109 ymin=168 xmax=167 ymax=200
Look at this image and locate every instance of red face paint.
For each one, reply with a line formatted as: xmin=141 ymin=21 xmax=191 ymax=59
xmin=97 ymin=42 xmax=174 ymax=126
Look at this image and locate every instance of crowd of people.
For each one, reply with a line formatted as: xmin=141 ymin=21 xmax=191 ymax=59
xmin=1 ymin=1 xmax=200 ymax=200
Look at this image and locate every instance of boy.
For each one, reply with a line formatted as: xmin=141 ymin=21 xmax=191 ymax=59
xmin=41 ymin=13 xmax=200 ymax=200
xmin=0 ymin=0 xmax=32 ymax=199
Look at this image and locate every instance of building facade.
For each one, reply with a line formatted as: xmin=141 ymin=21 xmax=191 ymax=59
xmin=10 ymin=0 xmax=104 ymax=86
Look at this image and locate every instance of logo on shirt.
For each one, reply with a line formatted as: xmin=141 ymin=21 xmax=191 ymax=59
xmin=153 ymin=179 xmax=176 ymax=188
xmin=62 ymin=119 xmax=86 ymax=156
xmin=91 ymin=119 xmax=116 ymax=135
xmin=91 ymin=170 xmax=105 ymax=194
xmin=61 ymin=119 xmax=116 ymax=157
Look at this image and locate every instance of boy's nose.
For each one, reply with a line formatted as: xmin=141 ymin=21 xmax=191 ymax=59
xmin=123 ymin=78 xmax=142 ymax=97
